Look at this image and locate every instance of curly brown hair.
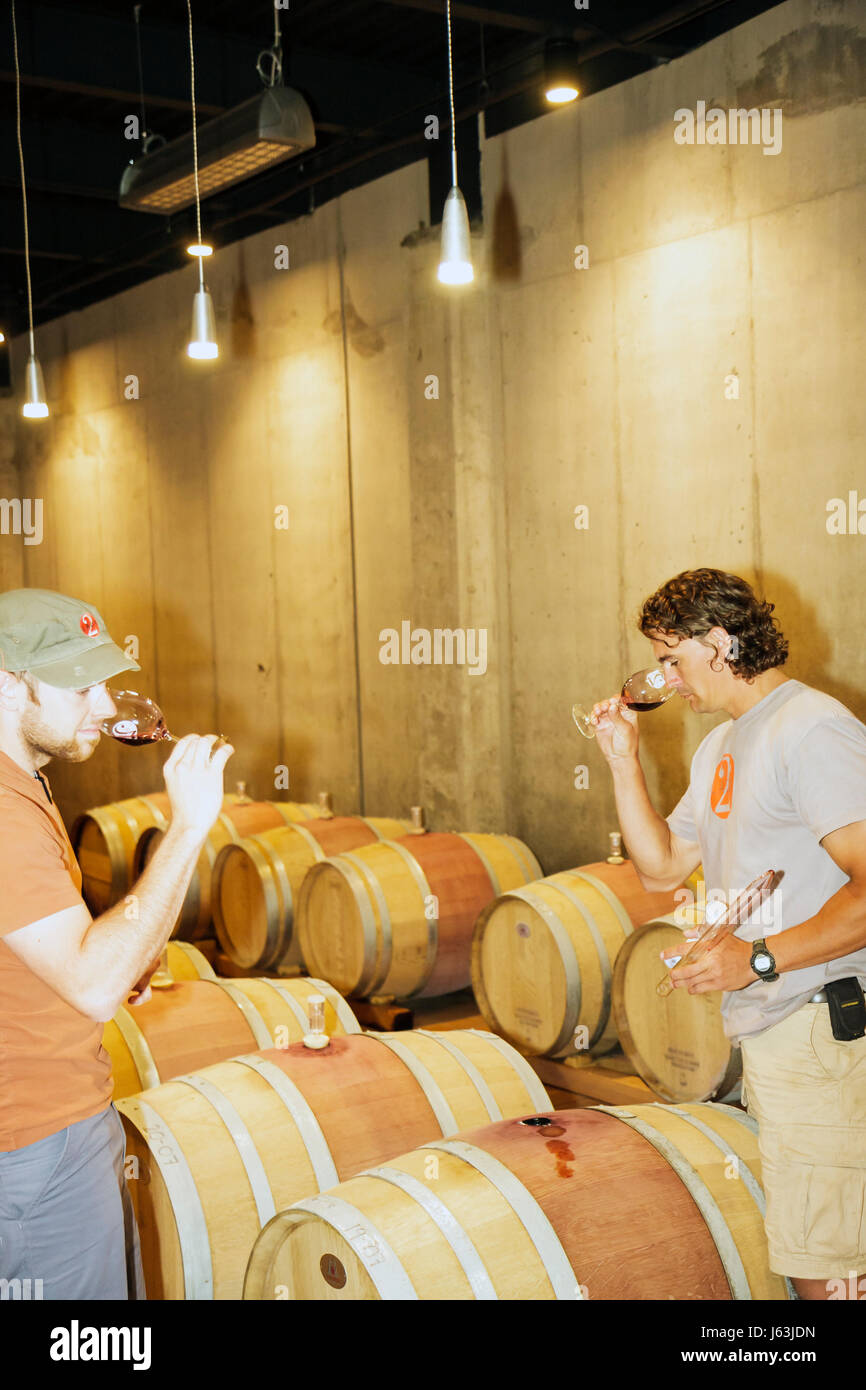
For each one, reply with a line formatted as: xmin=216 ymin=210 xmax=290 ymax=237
xmin=638 ymin=569 xmax=788 ymax=680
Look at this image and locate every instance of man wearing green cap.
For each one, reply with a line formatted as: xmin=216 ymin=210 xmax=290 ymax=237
xmin=0 ymin=589 xmax=233 ymax=1299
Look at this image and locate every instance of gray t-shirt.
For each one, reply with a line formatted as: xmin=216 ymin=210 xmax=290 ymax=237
xmin=666 ymin=679 xmax=866 ymax=1044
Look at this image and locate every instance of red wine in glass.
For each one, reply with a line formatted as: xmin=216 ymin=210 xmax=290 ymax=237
xmin=573 ymin=668 xmax=675 ymax=738
xmin=101 ymin=691 xmax=227 ymax=751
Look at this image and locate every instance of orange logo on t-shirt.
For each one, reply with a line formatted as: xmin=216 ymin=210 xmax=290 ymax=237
xmin=710 ymin=753 xmax=735 ymax=819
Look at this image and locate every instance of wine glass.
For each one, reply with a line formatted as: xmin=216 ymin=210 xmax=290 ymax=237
xmin=572 ymin=668 xmax=676 ymax=739
xmin=101 ymin=690 xmax=228 ymax=753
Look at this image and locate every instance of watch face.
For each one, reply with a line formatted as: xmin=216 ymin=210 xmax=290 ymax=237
xmin=754 ymin=953 xmax=772 ymax=972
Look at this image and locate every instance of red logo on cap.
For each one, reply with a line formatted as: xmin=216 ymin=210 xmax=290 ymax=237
xmin=80 ymin=613 xmax=100 ymax=637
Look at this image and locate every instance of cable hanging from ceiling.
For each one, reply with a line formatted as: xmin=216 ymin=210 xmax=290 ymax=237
xmin=185 ymin=0 xmax=218 ymax=360
xmin=11 ymin=0 xmax=49 ymax=418
xmin=437 ymin=0 xmax=474 ymax=287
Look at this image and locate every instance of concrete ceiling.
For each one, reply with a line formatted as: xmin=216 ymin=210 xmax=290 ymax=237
xmin=0 ymin=0 xmax=788 ymax=333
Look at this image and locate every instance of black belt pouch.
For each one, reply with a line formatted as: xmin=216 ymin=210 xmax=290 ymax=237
xmin=825 ymin=977 xmax=866 ymax=1041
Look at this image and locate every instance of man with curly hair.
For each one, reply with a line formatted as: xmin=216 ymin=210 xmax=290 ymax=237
xmin=589 ymin=569 xmax=866 ymax=1301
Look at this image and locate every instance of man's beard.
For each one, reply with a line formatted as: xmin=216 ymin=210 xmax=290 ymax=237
xmin=19 ymin=704 xmax=93 ymax=763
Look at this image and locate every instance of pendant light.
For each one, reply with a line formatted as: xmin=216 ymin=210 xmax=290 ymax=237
xmin=544 ymin=40 xmax=580 ymax=105
xmin=11 ymin=1 xmax=48 ymax=418
xmin=185 ymin=0 xmax=218 ymax=360
xmin=437 ymin=0 xmax=473 ymax=286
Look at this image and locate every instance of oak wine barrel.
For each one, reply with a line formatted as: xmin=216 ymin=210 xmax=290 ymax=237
xmin=118 ymin=1028 xmax=551 ymax=1299
xmin=134 ymin=801 xmax=324 ymax=940
xmin=213 ymin=816 xmax=415 ymax=972
xmin=104 ymin=975 xmax=360 ymax=1100
xmin=471 ymin=861 xmax=680 ymax=1059
xmin=71 ymin=793 xmax=241 ymax=914
xmin=297 ymin=831 xmax=543 ymax=1000
xmin=611 ymin=913 xmax=741 ymax=1103
xmin=244 ymin=1102 xmax=790 ymax=1301
xmin=163 ymin=940 xmax=217 ymax=981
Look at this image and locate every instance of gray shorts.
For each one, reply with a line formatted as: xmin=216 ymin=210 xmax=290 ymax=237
xmin=0 ymin=1103 xmax=145 ymax=1300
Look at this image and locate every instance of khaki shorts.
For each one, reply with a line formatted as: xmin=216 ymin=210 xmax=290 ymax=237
xmin=740 ymin=1001 xmax=866 ymax=1281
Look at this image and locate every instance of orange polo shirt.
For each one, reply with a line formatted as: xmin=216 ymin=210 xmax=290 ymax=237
xmin=0 ymin=750 xmax=112 ymax=1150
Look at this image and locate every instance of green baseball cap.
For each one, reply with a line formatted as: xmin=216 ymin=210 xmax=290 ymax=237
xmin=0 ymin=588 xmax=141 ymax=689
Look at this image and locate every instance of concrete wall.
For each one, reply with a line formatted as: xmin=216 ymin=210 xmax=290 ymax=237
xmin=3 ymin=0 xmax=864 ymax=875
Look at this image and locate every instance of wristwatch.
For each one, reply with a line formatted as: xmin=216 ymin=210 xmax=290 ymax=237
xmin=749 ymin=938 xmax=779 ymax=983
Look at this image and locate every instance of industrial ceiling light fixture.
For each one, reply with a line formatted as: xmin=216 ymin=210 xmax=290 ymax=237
xmin=119 ymin=4 xmax=314 ymax=215
xmin=544 ymin=39 xmax=580 ymax=104
xmin=437 ymin=0 xmax=474 ymax=287
xmin=11 ymin=0 xmax=48 ymax=418
xmin=184 ymin=0 xmax=217 ymax=361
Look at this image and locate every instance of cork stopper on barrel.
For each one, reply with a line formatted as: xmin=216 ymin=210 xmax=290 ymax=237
xmin=606 ymin=831 xmax=625 ymax=865
xmin=317 ymin=791 xmax=334 ymax=817
xmin=409 ymin=805 xmax=426 ymax=834
xmin=302 ymin=995 xmax=330 ymax=1049
xmin=149 ymin=946 xmax=174 ymax=989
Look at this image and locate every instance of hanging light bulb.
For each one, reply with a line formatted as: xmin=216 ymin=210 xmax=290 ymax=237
xmin=438 ymin=187 xmax=473 ymax=285
xmin=188 ymin=282 xmax=218 ymax=359
xmin=12 ymin=1 xmax=49 ymax=418
xmin=185 ymin=0 xmax=218 ymax=361
xmin=544 ymin=40 xmax=580 ymax=105
xmin=437 ymin=0 xmax=474 ymax=287
xmin=22 ymin=350 xmax=49 ymax=417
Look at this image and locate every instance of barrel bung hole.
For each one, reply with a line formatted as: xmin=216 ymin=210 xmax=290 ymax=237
xmin=320 ymin=1254 xmax=347 ymax=1290
xmin=520 ymin=1115 xmax=566 ymax=1138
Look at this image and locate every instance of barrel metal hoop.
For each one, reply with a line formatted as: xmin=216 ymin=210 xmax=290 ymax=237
xmin=117 ymin=1095 xmax=213 ymax=1300
xmin=287 ymin=1194 xmax=419 ymax=1300
xmin=544 ymin=877 xmax=614 ymax=1051
xmin=456 ymin=833 xmax=501 ymax=897
xmin=138 ymin=795 xmax=170 ymax=830
xmin=272 ymin=802 xmax=301 ymax=827
xmin=500 ymin=835 xmax=543 ymax=884
xmin=425 ymin=1139 xmax=581 ymax=1299
xmin=361 ymin=1033 xmax=459 ymax=1135
xmin=339 ymin=852 xmax=393 ymax=996
xmin=171 ymin=940 xmax=216 ymax=980
xmin=462 ymin=1029 xmax=552 ymax=1112
xmin=415 ymin=1031 xmax=503 ymax=1122
xmin=594 ymin=1104 xmax=752 ymax=1300
xmin=259 ymin=838 xmax=299 ymax=966
xmin=656 ymin=1105 xmax=767 ymax=1216
xmin=378 ymin=840 xmax=437 ymax=997
xmin=215 ymin=981 xmax=274 ymax=1049
xmin=363 ymin=819 xmax=393 ymax=842
xmin=501 ymin=886 xmax=582 ymax=1057
xmin=362 ymin=1164 xmax=498 ymax=1299
xmin=703 ymin=1100 xmax=759 ymax=1137
xmin=253 ymin=977 xmax=310 ymax=1033
xmin=286 ymin=822 xmax=320 ymax=856
xmin=246 ymin=840 xmax=286 ymax=964
xmin=174 ymin=1072 xmax=277 ymax=1227
xmin=111 ymin=1006 xmax=161 ymax=1091
xmin=305 ymin=978 xmax=362 ymax=1036
xmin=567 ymin=871 xmax=634 ymax=937
xmin=215 ymin=840 xmax=281 ymax=967
xmin=232 ymin=1054 xmax=340 ymax=1191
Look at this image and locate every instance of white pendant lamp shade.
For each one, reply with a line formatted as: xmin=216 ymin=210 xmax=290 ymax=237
xmin=22 ymin=352 xmax=49 ymax=418
xmin=437 ymin=186 xmax=474 ymax=285
xmin=187 ymin=287 xmax=218 ymax=359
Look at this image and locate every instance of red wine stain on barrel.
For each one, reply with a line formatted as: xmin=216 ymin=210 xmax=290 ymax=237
xmin=546 ymin=1138 xmax=575 ymax=1178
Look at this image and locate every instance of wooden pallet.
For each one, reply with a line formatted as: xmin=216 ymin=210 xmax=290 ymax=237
xmin=212 ymin=952 xmax=303 ymax=980
xmin=352 ymin=988 xmax=487 ymax=1034
xmin=530 ymin=1052 xmax=660 ymax=1109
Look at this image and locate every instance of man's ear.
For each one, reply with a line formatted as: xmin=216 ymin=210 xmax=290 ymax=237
xmin=704 ymin=625 xmax=735 ymax=669
xmin=0 ymin=671 xmax=25 ymax=709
